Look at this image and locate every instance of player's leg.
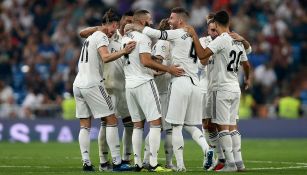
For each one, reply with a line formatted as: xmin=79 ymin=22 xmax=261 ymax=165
xmin=160 ymin=92 xmax=173 ymax=169
xmin=85 ymin=85 xmax=124 ymax=171
xmin=125 ymin=87 xmax=147 ymax=171
xmin=142 ymin=80 xmax=171 ymax=172
xmin=184 ymin=85 xmax=210 ymax=169
xmin=98 ymin=118 xmax=111 ymax=171
xmin=121 ymin=117 xmax=133 ymax=164
xmin=132 ymin=120 xmax=145 ymax=170
xmin=229 ymin=92 xmax=245 ymax=171
xmin=213 ymin=91 xmax=237 ymax=172
xmin=115 ymin=90 xmax=133 ymax=165
xmin=166 ymin=78 xmax=190 ymax=171
xmin=73 ymin=86 xmax=94 ymax=171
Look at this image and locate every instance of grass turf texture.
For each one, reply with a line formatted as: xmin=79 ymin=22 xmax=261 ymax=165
xmin=0 ymin=139 xmax=307 ymax=175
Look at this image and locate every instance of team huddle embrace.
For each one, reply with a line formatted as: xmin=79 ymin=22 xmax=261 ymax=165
xmin=73 ymin=7 xmax=251 ymax=173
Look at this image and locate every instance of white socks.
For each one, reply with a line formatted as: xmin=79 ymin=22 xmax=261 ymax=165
xmin=184 ymin=126 xmax=209 ymax=156
xmin=98 ymin=122 xmax=108 ymax=164
xmin=231 ymin=130 xmax=243 ymax=164
xmin=122 ymin=123 xmax=133 ymax=161
xmin=106 ymin=125 xmax=121 ymax=165
xmin=143 ymin=134 xmax=150 ymax=164
xmin=208 ymin=130 xmax=225 ymax=161
xmin=132 ymin=127 xmax=143 ymax=166
xmin=172 ymin=125 xmax=185 ymax=169
xmin=218 ymin=130 xmax=235 ymax=165
xmin=165 ymin=129 xmax=173 ymax=167
xmin=149 ymin=127 xmax=161 ymax=167
xmin=79 ymin=127 xmax=91 ymax=164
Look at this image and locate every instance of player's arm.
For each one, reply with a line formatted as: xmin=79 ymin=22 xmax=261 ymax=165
xmin=125 ymin=24 xmax=179 ymax=40
xmin=186 ymin=25 xmax=213 ymax=63
xmin=241 ymin=50 xmax=252 ymax=90
xmin=140 ymin=53 xmax=184 ymax=77
xmin=229 ymin=32 xmax=252 ymax=54
xmin=79 ymin=26 xmax=101 ymax=38
xmin=98 ymin=41 xmax=136 ymax=63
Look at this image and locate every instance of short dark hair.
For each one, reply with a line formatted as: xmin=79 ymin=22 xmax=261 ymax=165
xmin=206 ymin=13 xmax=215 ymax=25
xmin=123 ymin=10 xmax=134 ymax=17
xmin=213 ymin=10 xmax=229 ymax=26
xmin=171 ymin=7 xmax=189 ymax=18
xmin=102 ymin=9 xmax=120 ymax=24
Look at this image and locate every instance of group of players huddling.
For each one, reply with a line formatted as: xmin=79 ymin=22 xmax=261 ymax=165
xmin=73 ymin=6 xmax=252 ymax=173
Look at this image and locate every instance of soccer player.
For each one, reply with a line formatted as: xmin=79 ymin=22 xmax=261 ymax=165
xmin=142 ymin=18 xmax=174 ymax=169
xmin=121 ymin=9 xmax=183 ymax=172
xmin=198 ymin=13 xmax=219 ymax=170
xmin=186 ymin=10 xmax=251 ymax=172
xmin=73 ymin=10 xmax=136 ymax=172
xmin=125 ymin=7 xmax=210 ymax=171
xmin=79 ymin=11 xmax=135 ymax=171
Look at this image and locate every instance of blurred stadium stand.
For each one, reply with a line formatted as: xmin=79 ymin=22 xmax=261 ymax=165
xmin=0 ymin=0 xmax=306 ymax=120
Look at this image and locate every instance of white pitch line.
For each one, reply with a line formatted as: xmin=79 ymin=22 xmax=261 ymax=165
xmin=246 ymin=160 xmax=307 ymax=166
xmin=0 ymin=165 xmax=50 ymax=168
xmin=250 ymin=166 xmax=307 ymax=170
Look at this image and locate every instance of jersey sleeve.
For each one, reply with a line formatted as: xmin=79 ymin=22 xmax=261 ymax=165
xmin=95 ymin=31 xmax=109 ymax=49
xmin=143 ymin=27 xmax=179 ymax=41
xmin=139 ymin=35 xmax=152 ymax=54
xmin=245 ymin=46 xmax=252 ymax=54
xmin=153 ymin=41 xmax=168 ymax=59
xmin=207 ymin=36 xmax=223 ymax=54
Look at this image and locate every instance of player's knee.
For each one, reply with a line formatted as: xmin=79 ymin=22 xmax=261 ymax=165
xmin=79 ymin=118 xmax=91 ymax=128
xmin=123 ymin=120 xmax=133 ymax=128
xmin=104 ymin=114 xmax=118 ymax=125
xmin=149 ymin=118 xmax=162 ymax=126
xmin=133 ymin=121 xmax=144 ymax=129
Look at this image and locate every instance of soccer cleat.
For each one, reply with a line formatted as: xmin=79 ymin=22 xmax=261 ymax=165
xmin=236 ymin=161 xmax=246 ymax=172
xmin=216 ymin=163 xmax=237 ymax=172
xmin=148 ymin=164 xmax=172 ymax=172
xmin=165 ymin=164 xmax=176 ymax=171
xmin=82 ymin=163 xmax=95 ymax=172
xmin=99 ymin=161 xmax=112 ymax=171
xmin=176 ymin=166 xmax=187 ymax=172
xmin=212 ymin=159 xmax=225 ymax=171
xmin=133 ymin=164 xmax=148 ymax=172
xmin=113 ymin=162 xmax=133 ymax=171
xmin=203 ymin=148 xmax=215 ymax=170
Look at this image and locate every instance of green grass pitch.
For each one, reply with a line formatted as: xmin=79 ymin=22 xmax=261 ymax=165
xmin=0 ymin=139 xmax=307 ymax=175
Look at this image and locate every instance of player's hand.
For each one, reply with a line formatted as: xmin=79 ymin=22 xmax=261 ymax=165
xmin=229 ymin=32 xmax=244 ymax=42
xmin=168 ymin=64 xmax=185 ymax=77
xmin=123 ymin=41 xmax=137 ymax=54
xmin=184 ymin=25 xmax=197 ymax=37
xmin=244 ymin=78 xmax=252 ymax=90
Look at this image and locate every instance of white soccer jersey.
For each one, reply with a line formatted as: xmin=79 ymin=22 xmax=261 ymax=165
xmin=73 ymin=31 xmax=109 ymax=88
xmin=207 ymin=32 xmax=248 ymax=93
xmin=142 ymin=27 xmax=200 ymax=86
xmin=104 ymin=29 xmax=125 ymax=90
xmin=152 ymin=40 xmax=172 ymax=94
xmin=122 ymin=31 xmax=154 ymax=89
xmin=198 ymin=36 xmax=212 ymax=93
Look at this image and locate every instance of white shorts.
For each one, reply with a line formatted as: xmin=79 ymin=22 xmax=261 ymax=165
xmin=166 ymin=77 xmax=202 ymax=125
xmin=108 ymin=88 xmax=130 ymax=118
xmin=209 ymin=91 xmax=240 ymax=125
xmin=73 ymin=85 xmax=114 ymax=119
xmin=126 ymin=80 xmax=162 ymax=122
xmin=201 ymin=92 xmax=208 ymax=119
xmin=160 ymin=93 xmax=171 ymax=130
